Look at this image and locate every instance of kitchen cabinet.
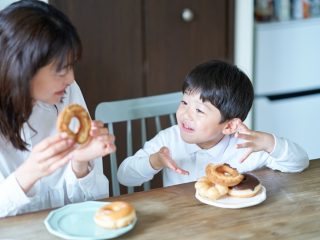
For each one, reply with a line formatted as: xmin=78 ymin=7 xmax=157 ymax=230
xmin=49 ymin=0 xmax=235 ymax=193
xmin=253 ymin=17 xmax=320 ymax=159
xmin=50 ymin=0 xmax=234 ymax=113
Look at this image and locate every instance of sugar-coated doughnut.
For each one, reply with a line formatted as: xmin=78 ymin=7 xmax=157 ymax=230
xmin=195 ymin=176 xmax=229 ymax=200
xmin=57 ymin=104 xmax=91 ymax=144
xmin=205 ymin=163 xmax=244 ymax=187
xmin=228 ymin=173 xmax=262 ymax=198
xmin=94 ymin=201 xmax=136 ymax=229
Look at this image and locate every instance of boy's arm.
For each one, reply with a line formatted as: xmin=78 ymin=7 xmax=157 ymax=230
xmin=117 ymin=131 xmax=167 ymax=187
xmin=264 ymin=135 xmax=309 ymax=172
xmin=235 ymin=121 xmax=309 ymax=172
xmin=117 ymin=148 xmax=161 ymax=187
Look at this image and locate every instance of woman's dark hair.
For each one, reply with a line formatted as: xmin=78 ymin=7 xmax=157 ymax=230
xmin=0 ymin=0 xmax=82 ymax=150
xmin=182 ymin=60 xmax=254 ymax=123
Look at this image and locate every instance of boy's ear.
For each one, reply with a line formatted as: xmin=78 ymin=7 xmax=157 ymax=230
xmin=222 ymin=118 xmax=241 ymax=135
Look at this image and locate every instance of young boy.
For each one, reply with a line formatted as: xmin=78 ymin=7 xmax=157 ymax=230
xmin=117 ymin=60 xmax=309 ymax=187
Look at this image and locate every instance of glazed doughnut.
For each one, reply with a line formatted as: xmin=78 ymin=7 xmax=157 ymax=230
xmin=57 ymin=104 xmax=91 ymax=144
xmin=195 ymin=176 xmax=229 ymax=200
xmin=205 ymin=163 xmax=244 ymax=187
xmin=228 ymin=173 xmax=262 ymax=198
xmin=94 ymin=201 xmax=136 ymax=229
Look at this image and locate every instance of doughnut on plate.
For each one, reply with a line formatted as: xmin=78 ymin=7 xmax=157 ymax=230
xmin=195 ymin=186 xmax=266 ymax=209
xmin=44 ymin=201 xmax=137 ymax=239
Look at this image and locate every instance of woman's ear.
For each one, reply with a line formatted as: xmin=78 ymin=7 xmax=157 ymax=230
xmin=222 ymin=118 xmax=241 ymax=135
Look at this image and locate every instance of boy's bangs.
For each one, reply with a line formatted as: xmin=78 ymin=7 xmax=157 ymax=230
xmin=184 ymin=85 xmax=214 ymax=104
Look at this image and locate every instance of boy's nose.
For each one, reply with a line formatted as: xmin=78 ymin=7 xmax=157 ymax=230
xmin=183 ymin=108 xmax=193 ymax=120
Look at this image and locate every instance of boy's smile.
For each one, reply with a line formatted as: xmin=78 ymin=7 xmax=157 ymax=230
xmin=181 ymin=121 xmax=194 ymax=133
xmin=176 ymin=92 xmax=227 ymax=149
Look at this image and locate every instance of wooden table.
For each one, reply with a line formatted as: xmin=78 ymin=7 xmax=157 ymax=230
xmin=1 ymin=160 xmax=320 ymax=240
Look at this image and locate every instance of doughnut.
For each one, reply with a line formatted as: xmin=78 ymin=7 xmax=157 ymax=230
xmin=228 ymin=173 xmax=262 ymax=198
xmin=205 ymin=163 xmax=244 ymax=187
xmin=57 ymin=104 xmax=91 ymax=144
xmin=94 ymin=201 xmax=136 ymax=229
xmin=195 ymin=176 xmax=229 ymax=200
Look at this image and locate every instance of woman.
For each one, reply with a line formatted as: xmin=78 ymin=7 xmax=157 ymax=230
xmin=0 ymin=0 xmax=115 ymax=217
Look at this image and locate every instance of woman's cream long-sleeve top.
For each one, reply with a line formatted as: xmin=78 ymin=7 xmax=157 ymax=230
xmin=0 ymin=82 xmax=108 ymax=218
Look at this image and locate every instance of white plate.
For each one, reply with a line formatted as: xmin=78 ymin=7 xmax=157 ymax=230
xmin=44 ymin=201 xmax=137 ymax=240
xmin=195 ymin=186 xmax=266 ymax=209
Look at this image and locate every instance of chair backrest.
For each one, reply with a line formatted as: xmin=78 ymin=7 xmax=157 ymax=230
xmin=95 ymin=91 xmax=182 ymax=196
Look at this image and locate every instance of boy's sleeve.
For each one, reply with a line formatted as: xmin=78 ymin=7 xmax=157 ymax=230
xmin=117 ymin=132 xmax=166 ymax=187
xmin=265 ymin=135 xmax=309 ymax=172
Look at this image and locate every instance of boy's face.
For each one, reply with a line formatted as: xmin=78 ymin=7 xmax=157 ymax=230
xmin=176 ymin=92 xmax=227 ymax=149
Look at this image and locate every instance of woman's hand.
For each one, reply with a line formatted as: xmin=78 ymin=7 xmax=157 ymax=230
xmin=15 ymin=132 xmax=75 ymax=193
xmin=149 ymin=146 xmax=189 ymax=175
xmin=71 ymin=120 xmax=116 ymax=177
xmin=235 ymin=120 xmax=275 ymax=163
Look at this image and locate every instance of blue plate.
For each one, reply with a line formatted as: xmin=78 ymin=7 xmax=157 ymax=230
xmin=44 ymin=201 xmax=137 ymax=240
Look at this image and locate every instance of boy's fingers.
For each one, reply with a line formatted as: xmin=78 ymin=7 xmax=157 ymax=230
xmin=175 ymin=168 xmax=190 ymax=175
xmin=236 ymin=122 xmax=252 ymax=135
xmin=239 ymin=150 xmax=252 ymax=163
xmin=235 ymin=132 xmax=253 ymax=141
xmin=165 ymin=158 xmax=189 ymax=175
xmin=236 ymin=142 xmax=253 ymax=149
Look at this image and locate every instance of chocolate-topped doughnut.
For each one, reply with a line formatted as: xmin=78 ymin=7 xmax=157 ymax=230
xmin=228 ymin=173 xmax=262 ymax=198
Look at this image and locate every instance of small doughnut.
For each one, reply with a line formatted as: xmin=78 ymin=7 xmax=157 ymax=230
xmin=205 ymin=163 xmax=244 ymax=187
xmin=228 ymin=173 xmax=262 ymax=198
xmin=195 ymin=176 xmax=229 ymax=200
xmin=94 ymin=201 xmax=136 ymax=229
xmin=57 ymin=104 xmax=91 ymax=144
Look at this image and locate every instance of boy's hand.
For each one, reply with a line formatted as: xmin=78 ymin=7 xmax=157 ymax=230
xmin=235 ymin=120 xmax=275 ymax=163
xmin=149 ymin=147 xmax=189 ymax=175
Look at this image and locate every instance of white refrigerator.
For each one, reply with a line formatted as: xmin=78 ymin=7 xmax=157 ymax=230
xmin=253 ymin=18 xmax=320 ymax=159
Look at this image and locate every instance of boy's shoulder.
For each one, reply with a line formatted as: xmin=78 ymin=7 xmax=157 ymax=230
xmin=158 ymin=125 xmax=180 ymax=139
xmin=151 ymin=125 xmax=186 ymax=146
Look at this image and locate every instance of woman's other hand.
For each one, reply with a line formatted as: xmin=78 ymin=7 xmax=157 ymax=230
xmin=15 ymin=132 xmax=75 ymax=192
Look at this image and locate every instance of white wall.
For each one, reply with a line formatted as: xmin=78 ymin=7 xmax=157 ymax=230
xmin=234 ymin=0 xmax=254 ymax=128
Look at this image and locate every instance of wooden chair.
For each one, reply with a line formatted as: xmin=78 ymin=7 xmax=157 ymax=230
xmin=95 ymin=92 xmax=182 ymax=196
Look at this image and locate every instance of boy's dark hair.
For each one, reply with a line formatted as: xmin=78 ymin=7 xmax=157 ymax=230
xmin=182 ymin=60 xmax=254 ymax=123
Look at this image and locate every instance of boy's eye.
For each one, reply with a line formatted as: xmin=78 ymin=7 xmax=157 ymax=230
xmin=196 ymin=108 xmax=204 ymax=114
xmin=181 ymin=100 xmax=187 ymax=105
